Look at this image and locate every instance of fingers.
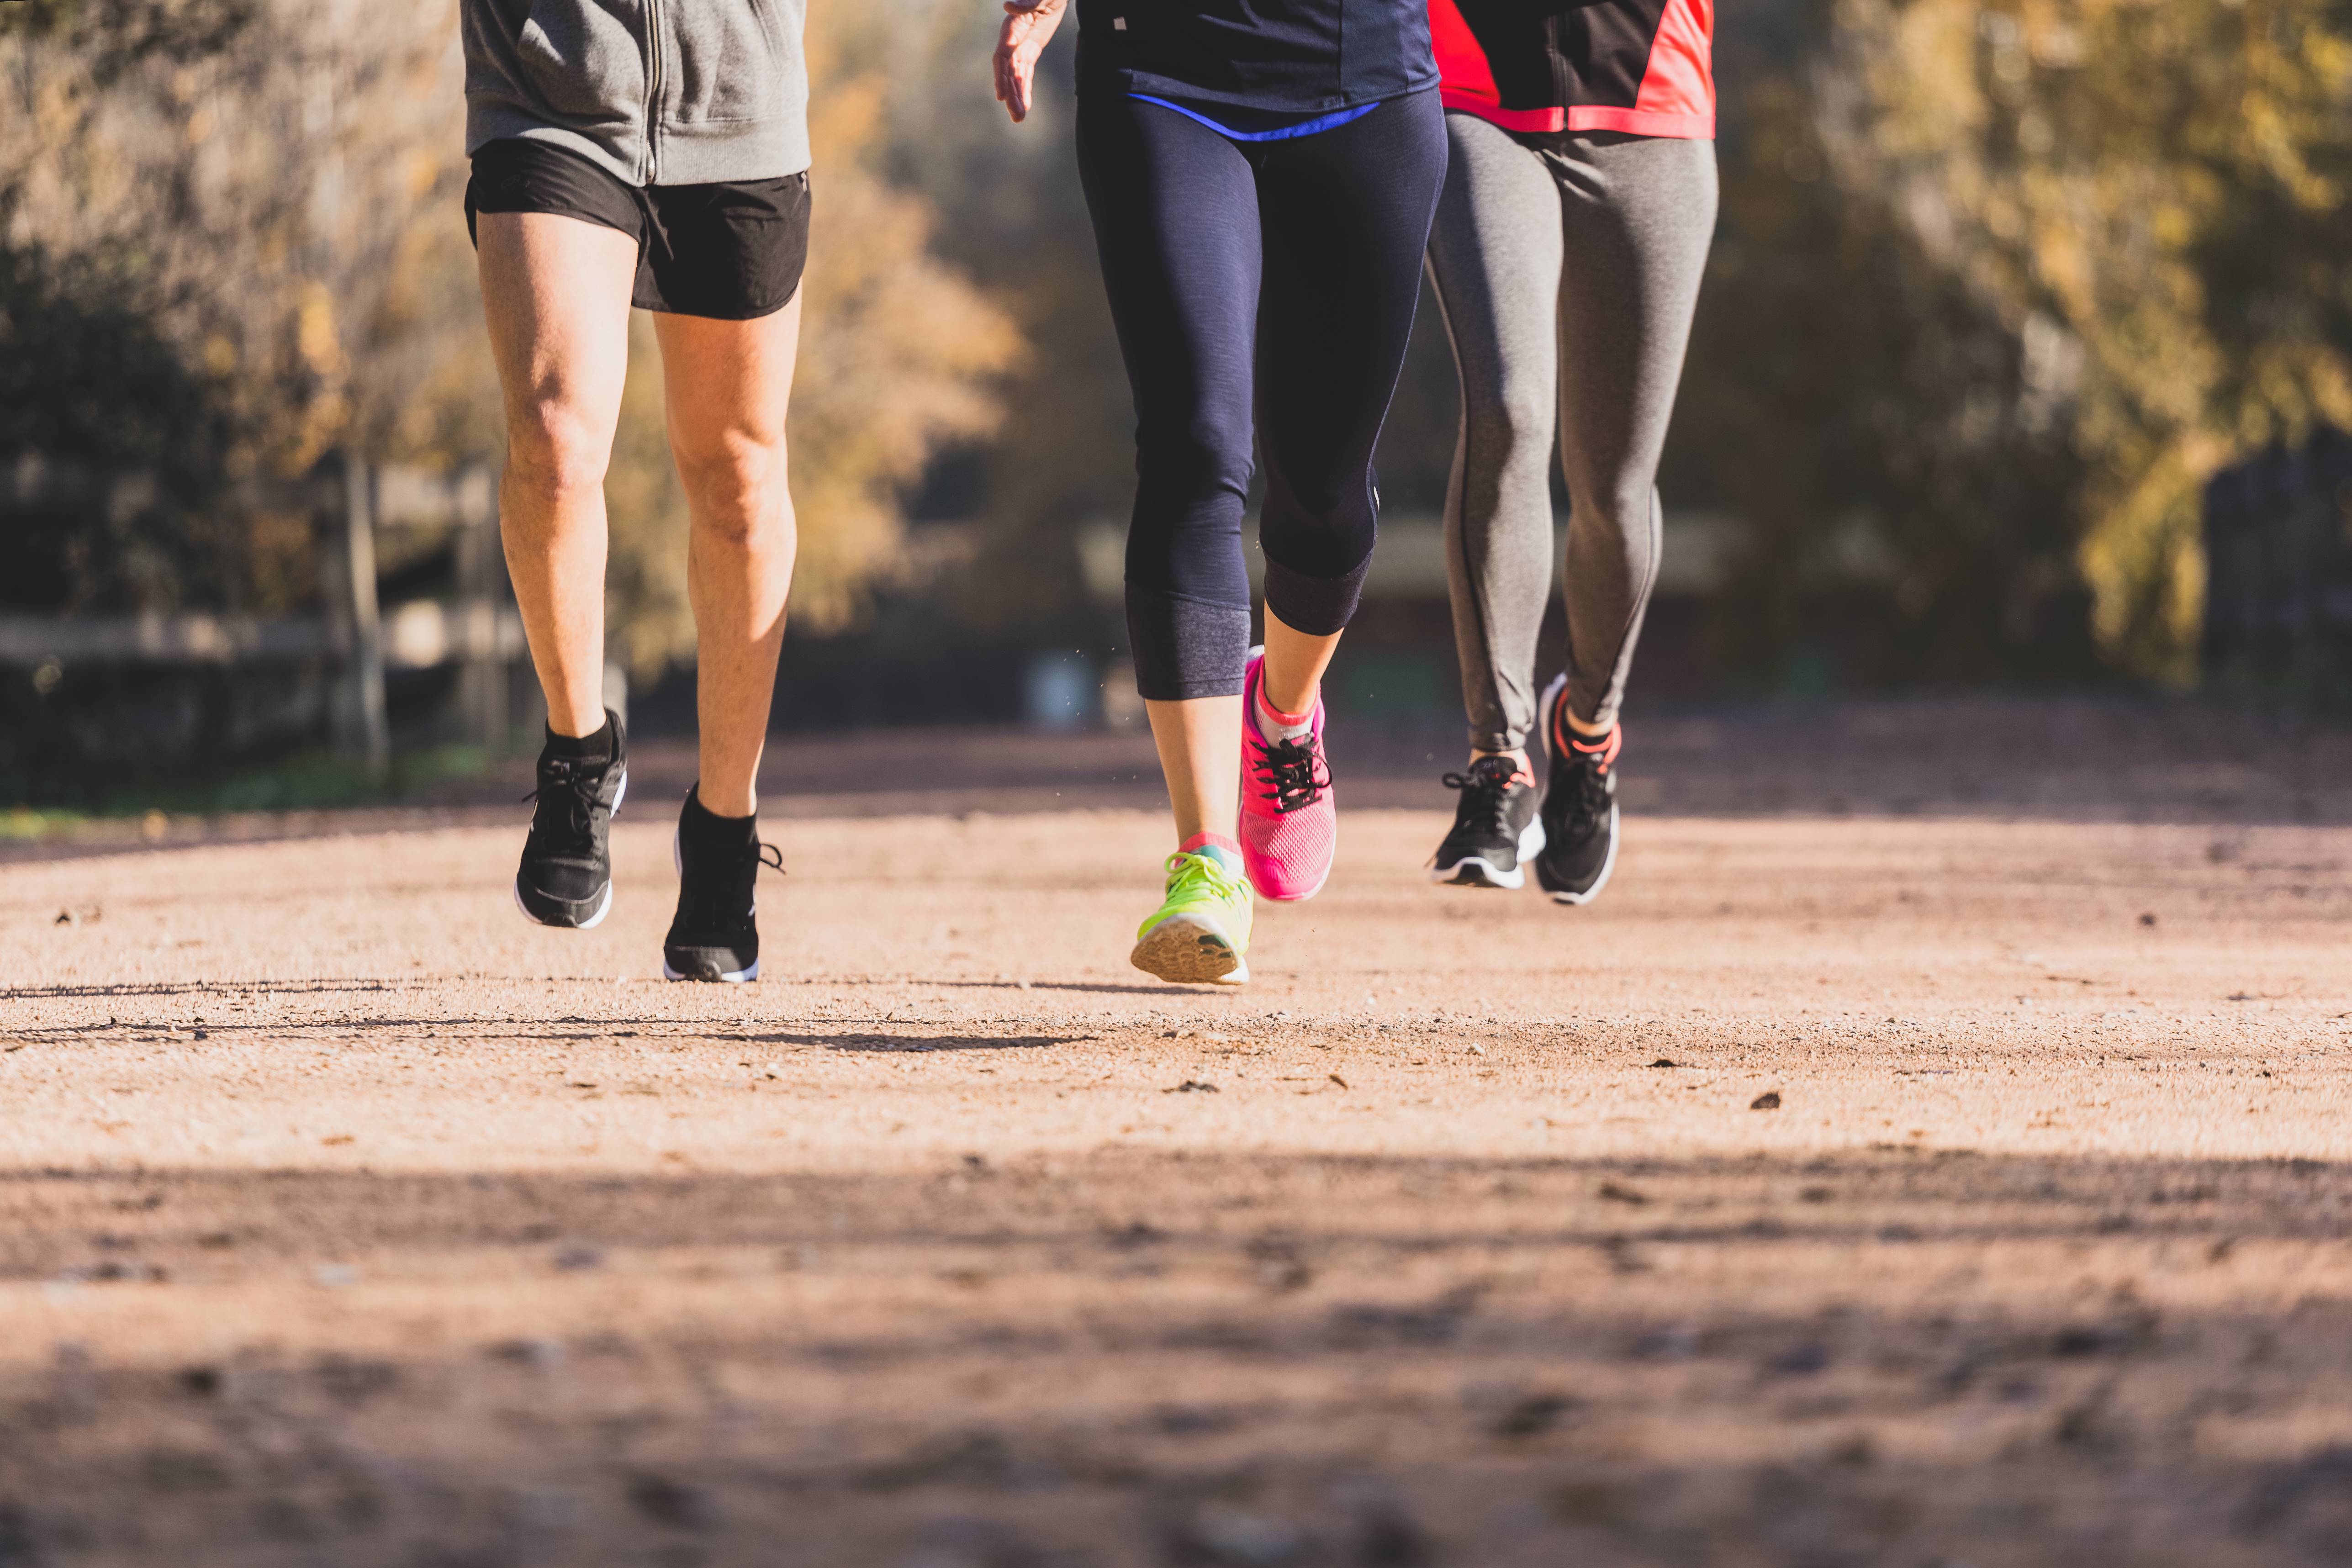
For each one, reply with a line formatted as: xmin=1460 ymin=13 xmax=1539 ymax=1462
xmin=997 ymin=24 xmax=1025 ymax=118
xmin=992 ymin=47 xmax=1025 ymax=120
xmin=991 ymin=0 xmax=1062 ymax=125
xmin=993 ymin=22 xmax=1032 ymax=121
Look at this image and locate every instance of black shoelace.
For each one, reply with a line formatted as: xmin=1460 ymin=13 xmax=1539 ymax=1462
xmin=1251 ymin=732 xmax=1331 ymax=815
xmin=1441 ymin=755 xmax=1525 ymax=839
xmin=523 ymin=756 xmax=609 ymax=849
xmin=676 ymin=838 xmax=784 ymax=931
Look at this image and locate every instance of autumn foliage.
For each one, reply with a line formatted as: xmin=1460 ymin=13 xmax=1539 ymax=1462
xmin=6 ymin=0 xmax=2352 ymax=685
xmin=0 ymin=0 xmax=1018 ymax=675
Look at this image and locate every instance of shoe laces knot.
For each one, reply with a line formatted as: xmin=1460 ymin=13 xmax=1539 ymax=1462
xmin=523 ymin=756 xmax=606 ymax=845
xmin=1163 ymin=850 xmax=1245 ymax=902
xmin=1440 ymin=754 xmax=1527 ymax=837
xmin=1249 ymin=732 xmax=1331 ymax=814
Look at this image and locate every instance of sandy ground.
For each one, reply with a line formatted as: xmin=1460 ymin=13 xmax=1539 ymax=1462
xmin=4 ymin=698 xmax=2352 ymax=1566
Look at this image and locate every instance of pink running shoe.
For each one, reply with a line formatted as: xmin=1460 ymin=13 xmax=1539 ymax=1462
xmin=1238 ymin=648 xmax=1337 ymax=902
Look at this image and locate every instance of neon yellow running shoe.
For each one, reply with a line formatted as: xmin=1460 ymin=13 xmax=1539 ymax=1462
xmin=1131 ymin=848 xmax=1254 ymax=985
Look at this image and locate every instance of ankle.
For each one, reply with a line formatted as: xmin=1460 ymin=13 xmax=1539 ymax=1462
xmin=1560 ymin=709 xmax=1612 ymax=742
xmin=1472 ymin=747 xmax=1531 ymax=774
xmin=1253 ymin=685 xmax=1316 ymax=744
xmin=684 ymin=785 xmax=756 ymax=838
xmin=691 ymin=774 xmax=756 ymax=819
xmin=1258 ymin=681 xmax=1316 ymax=719
xmin=1178 ymin=830 xmax=1243 ymax=874
xmin=544 ymin=714 xmax=613 ymax=763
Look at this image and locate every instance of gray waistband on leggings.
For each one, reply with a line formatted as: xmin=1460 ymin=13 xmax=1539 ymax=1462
xmin=1425 ymin=112 xmax=1716 ymax=751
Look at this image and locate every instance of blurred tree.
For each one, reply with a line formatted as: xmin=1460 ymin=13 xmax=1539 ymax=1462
xmin=22 ymin=0 xmax=2341 ymax=697
xmin=1823 ymin=0 xmax=2352 ymax=679
xmin=866 ymin=11 xmax=1133 ymax=638
xmin=1674 ymin=7 xmax=2096 ymax=689
xmin=0 ymin=0 xmax=252 ymax=83
xmin=604 ymin=1 xmax=1022 ymax=677
xmin=1 ymin=0 xmax=492 ymax=613
xmin=0 ymin=241 xmax=245 ymax=610
xmin=0 ymin=1 xmax=267 ymax=615
xmin=0 ymin=0 xmax=1018 ymax=681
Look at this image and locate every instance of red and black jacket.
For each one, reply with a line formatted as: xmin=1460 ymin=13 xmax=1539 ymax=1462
xmin=1430 ymin=0 xmax=1712 ymax=139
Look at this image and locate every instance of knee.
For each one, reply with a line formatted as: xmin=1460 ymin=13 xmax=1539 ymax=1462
xmin=1463 ymin=380 xmax=1555 ymax=472
xmin=1138 ymin=417 xmax=1252 ymax=507
xmin=675 ymin=431 xmax=791 ymax=548
xmin=1263 ymin=454 xmax=1372 ymax=530
xmin=1566 ymin=480 xmax=1657 ymax=549
xmin=504 ymin=397 xmax=613 ymax=499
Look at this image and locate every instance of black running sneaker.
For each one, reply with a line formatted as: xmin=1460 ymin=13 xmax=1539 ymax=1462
xmin=514 ymin=710 xmax=627 ymax=929
xmin=1533 ymin=675 xmax=1621 ymax=905
xmin=1430 ymin=754 xmax=1544 ymax=889
xmin=663 ymin=788 xmax=783 ymax=983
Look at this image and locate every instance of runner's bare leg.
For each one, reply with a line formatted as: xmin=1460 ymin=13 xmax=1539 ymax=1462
xmin=476 ymin=211 xmax=639 ymax=739
xmin=652 ymin=297 xmax=803 ymax=819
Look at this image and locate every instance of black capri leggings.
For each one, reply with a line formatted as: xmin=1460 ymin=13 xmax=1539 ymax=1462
xmin=1077 ymin=88 xmax=1448 ymax=700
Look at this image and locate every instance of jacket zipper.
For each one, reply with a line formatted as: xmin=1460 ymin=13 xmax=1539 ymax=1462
xmin=642 ymin=0 xmax=666 ymax=183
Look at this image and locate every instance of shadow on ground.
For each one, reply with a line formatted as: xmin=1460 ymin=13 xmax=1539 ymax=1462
xmin=6 ymin=1148 xmax=2351 ymax=1566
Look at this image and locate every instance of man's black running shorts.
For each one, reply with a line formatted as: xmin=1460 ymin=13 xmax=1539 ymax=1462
xmin=465 ymin=137 xmax=810 ymax=321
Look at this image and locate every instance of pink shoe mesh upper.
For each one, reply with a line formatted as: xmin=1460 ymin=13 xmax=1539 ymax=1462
xmin=1238 ymin=654 xmax=1337 ymax=902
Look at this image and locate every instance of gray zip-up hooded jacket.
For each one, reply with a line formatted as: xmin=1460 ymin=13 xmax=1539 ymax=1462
xmin=464 ymin=0 xmax=810 ymax=187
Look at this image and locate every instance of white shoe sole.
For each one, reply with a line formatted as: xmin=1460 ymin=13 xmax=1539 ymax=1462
xmin=1131 ymin=912 xmax=1248 ymax=986
xmin=1432 ymin=818 xmax=1546 ymax=890
xmin=663 ymin=957 xmax=759 ymax=983
xmin=514 ymin=876 xmax=613 ymax=930
xmin=512 ymin=768 xmax=625 ymax=930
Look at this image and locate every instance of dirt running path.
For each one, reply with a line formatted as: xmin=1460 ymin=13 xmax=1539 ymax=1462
xmin=5 ymin=709 xmax=2352 ymax=1565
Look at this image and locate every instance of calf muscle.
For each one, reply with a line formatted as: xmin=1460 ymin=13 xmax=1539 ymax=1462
xmin=655 ymin=297 xmax=804 ymax=817
xmin=476 ymin=212 xmax=639 ymax=738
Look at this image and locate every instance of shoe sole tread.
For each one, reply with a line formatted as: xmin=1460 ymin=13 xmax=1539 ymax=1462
xmin=1131 ymin=913 xmax=1247 ymax=986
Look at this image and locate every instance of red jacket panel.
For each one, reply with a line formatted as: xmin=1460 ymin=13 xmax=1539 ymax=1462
xmin=1431 ymin=0 xmax=1714 ymax=139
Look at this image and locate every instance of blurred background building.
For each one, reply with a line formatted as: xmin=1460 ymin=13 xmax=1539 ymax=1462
xmin=4 ymin=0 xmax=2351 ymax=803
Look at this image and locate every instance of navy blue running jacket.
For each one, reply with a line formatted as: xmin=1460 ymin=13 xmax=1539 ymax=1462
xmin=1073 ymin=0 xmax=1438 ymax=113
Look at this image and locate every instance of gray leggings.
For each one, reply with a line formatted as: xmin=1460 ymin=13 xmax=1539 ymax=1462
xmin=1426 ymin=112 xmax=1716 ymax=751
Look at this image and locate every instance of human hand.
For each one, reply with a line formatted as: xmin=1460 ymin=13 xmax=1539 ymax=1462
xmin=994 ymin=0 xmax=1069 ymax=123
